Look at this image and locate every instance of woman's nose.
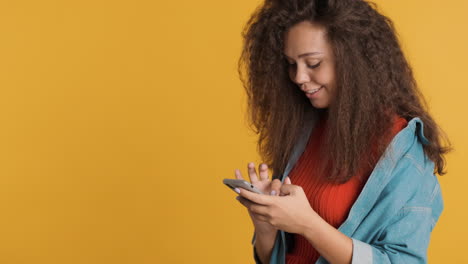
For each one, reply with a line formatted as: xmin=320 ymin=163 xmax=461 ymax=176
xmin=293 ymin=65 xmax=311 ymax=85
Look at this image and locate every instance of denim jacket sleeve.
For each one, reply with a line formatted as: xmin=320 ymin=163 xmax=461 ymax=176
xmin=349 ymin=159 xmax=444 ymax=264
xmin=351 ymin=206 xmax=436 ymax=263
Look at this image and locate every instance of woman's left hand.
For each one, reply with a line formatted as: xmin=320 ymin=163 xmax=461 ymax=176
xmin=237 ymin=178 xmax=319 ymax=235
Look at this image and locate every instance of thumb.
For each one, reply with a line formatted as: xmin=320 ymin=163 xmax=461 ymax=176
xmin=284 ymin=176 xmax=292 ymax=184
xmin=280 ymin=183 xmax=296 ymax=196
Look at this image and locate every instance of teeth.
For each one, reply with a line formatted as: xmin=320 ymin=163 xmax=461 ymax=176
xmin=306 ymin=87 xmax=321 ymax=94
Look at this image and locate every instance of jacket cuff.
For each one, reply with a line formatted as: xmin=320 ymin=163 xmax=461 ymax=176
xmin=351 ymin=238 xmax=373 ymax=264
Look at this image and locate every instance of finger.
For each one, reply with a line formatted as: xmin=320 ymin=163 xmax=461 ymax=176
xmin=237 ymin=197 xmax=268 ymax=215
xmin=269 ymin=179 xmax=282 ymax=196
xmin=234 ymin=169 xmax=243 ymax=180
xmin=240 ymin=199 xmax=269 ymax=216
xmin=239 ymin=188 xmax=273 ymax=205
xmin=258 ymin=163 xmax=269 ymax=180
xmin=284 ymin=176 xmax=292 ymax=184
xmin=247 ymin=162 xmax=259 ymax=183
xmin=280 ymin=183 xmax=298 ymax=196
xmin=236 ymin=196 xmax=254 ymax=208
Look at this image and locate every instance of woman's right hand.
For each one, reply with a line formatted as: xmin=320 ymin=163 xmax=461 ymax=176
xmin=234 ymin=162 xmax=283 ymax=233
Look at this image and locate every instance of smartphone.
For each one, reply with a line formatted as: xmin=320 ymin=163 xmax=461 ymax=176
xmin=223 ymin=179 xmax=264 ymax=195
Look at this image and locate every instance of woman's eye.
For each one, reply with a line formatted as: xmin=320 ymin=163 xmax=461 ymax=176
xmin=307 ymin=62 xmax=321 ymax=69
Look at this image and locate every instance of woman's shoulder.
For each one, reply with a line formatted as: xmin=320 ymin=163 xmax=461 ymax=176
xmin=380 ymin=117 xmax=440 ymax=203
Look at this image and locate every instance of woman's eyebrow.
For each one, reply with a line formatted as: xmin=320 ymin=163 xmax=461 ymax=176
xmin=283 ymin=52 xmax=323 ymax=59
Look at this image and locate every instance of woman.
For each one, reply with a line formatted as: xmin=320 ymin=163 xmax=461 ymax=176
xmin=231 ymin=0 xmax=451 ymax=263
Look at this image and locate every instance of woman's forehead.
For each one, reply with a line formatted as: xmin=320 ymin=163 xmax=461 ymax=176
xmin=283 ymin=21 xmax=329 ymax=58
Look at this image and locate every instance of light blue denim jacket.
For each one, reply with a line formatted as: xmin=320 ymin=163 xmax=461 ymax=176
xmin=252 ymin=112 xmax=444 ymax=264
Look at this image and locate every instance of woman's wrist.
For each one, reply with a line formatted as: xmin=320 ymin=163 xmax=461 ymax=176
xmin=300 ymin=213 xmax=353 ymax=264
xmin=254 ymin=228 xmax=277 ymax=264
xmin=255 ymin=225 xmax=278 ymax=237
xmin=298 ymin=208 xmax=321 ymax=237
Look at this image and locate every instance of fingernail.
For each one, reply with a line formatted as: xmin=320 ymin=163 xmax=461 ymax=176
xmin=270 ymin=190 xmax=276 ymax=196
xmin=234 ymin=188 xmax=240 ymax=194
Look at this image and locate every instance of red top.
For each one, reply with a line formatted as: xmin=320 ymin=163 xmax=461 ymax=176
xmin=285 ymin=114 xmax=408 ymax=264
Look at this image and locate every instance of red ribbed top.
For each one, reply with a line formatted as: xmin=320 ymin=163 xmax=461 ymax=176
xmin=285 ymin=114 xmax=408 ymax=264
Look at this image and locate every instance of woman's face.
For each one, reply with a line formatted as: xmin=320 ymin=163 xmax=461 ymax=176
xmin=283 ymin=20 xmax=336 ymax=109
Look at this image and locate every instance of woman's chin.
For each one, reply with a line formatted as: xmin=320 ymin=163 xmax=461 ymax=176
xmin=310 ymin=99 xmax=329 ymax=109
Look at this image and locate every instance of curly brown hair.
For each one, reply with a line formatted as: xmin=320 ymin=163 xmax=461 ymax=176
xmin=238 ymin=0 xmax=451 ymax=183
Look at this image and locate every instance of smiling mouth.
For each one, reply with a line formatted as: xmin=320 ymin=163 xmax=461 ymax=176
xmin=305 ymin=86 xmax=323 ymax=95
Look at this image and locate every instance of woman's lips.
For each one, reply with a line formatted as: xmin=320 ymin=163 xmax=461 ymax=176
xmin=305 ymin=86 xmax=323 ymax=98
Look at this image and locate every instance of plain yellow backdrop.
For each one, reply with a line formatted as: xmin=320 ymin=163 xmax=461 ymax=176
xmin=0 ymin=0 xmax=466 ymax=263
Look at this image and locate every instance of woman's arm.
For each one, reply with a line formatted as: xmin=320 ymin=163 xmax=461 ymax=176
xmin=233 ymin=162 xmax=283 ymax=264
xmin=301 ymin=213 xmax=353 ymax=264
xmin=253 ymin=229 xmax=277 ymax=264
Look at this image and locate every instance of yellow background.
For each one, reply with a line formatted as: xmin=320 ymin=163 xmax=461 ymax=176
xmin=0 ymin=0 xmax=466 ymax=263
